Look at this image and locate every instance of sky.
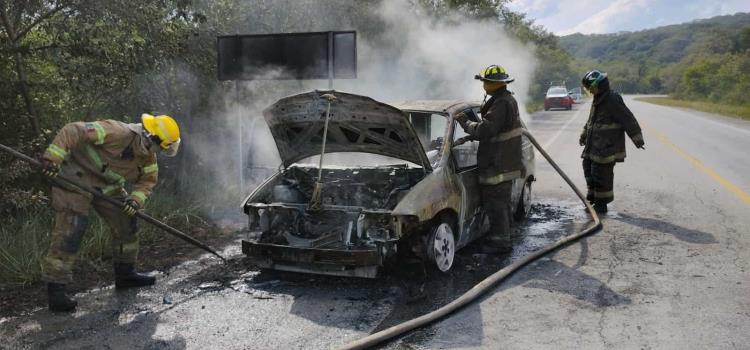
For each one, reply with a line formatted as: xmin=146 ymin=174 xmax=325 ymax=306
xmin=507 ymin=0 xmax=750 ymax=35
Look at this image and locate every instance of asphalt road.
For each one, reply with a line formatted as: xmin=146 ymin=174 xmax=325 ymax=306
xmin=1 ymin=96 xmax=748 ymax=349
xmin=388 ymin=96 xmax=750 ymax=349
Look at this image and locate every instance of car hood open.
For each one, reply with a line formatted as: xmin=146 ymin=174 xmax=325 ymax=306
xmin=263 ymin=90 xmax=432 ymax=171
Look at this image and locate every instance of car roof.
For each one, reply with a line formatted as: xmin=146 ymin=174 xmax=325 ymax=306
xmin=390 ymin=100 xmax=481 ymax=115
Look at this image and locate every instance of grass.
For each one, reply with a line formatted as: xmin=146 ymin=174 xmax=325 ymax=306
xmin=635 ymin=96 xmax=750 ymax=121
xmin=0 ymin=192 xmax=208 ymax=287
xmin=525 ymin=100 xmax=544 ymax=114
xmin=0 ymin=208 xmax=52 ymax=287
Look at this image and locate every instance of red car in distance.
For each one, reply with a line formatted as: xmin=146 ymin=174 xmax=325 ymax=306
xmin=544 ymin=86 xmax=574 ymax=111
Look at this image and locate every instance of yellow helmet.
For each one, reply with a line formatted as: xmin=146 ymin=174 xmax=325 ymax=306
xmin=475 ymin=65 xmax=514 ymax=83
xmin=141 ymin=114 xmax=181 ymax=157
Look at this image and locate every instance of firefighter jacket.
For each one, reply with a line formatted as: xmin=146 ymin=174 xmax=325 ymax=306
xmin=43 ymin=120 xmax=158 ymax=206
xmin=460 ymin=89 xmax=524 ymax=185
xmin=580 ymin=90 xmax=643 ymax=164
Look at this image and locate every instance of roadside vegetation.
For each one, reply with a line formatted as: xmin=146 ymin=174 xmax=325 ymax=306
xmin=560 ymin=13 xmax=750 ymax=119
xmin=0 ymin=187 xmax=209 ymax=287
xmin=635 ymin=97 xmax=750 ymax=121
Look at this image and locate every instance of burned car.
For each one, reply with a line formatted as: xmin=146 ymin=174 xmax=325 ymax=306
xmin=241 ymin=91 xmax=535 ymax=278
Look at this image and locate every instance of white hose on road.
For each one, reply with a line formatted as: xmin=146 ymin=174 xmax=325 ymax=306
xmin=337 ymin=130 xmax=602 ymax=350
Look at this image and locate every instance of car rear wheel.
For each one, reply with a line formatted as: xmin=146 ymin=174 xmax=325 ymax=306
xmin=426 ymin=220 xmax=455 ymax=272
xmin=514 ymin=178 xmax=533 ymax=221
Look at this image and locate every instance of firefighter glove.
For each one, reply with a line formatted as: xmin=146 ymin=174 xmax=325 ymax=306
xmin=122 ymin=198 xmax=140 ymax=217
xmin=455 ymin=112 xmax=469 ymax=124
xmin=632 ymin=134 xmax=645 ymax=149
xmin=41 ymin=159 xmax=60 ymax=178
xmin=579 ymin=134 xmax=586 ymax=147
xmin=454 ymin=136 xmax=470 ymax=146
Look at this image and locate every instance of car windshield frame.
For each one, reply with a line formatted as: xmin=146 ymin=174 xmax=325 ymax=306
xmin=406 ymin=111 xmax=450 ymax=169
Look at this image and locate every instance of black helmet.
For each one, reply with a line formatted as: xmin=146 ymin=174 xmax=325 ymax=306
xmin=582 ymin=70 xmax=608 ymax=88
xmin=475 ymin=65 xmax=514 ymax=83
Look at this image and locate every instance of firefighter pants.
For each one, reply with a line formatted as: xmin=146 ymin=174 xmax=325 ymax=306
xmin=480 ymin=182 xmax=513 ymax=245
xmin=42 ymin=186 xmax=139 ymax=284
xmin=582 ymin=158 xmax=615 ymax=205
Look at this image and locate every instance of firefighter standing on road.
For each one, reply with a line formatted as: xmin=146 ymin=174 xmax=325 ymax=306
xmin=579 ymin=70 xmax=644 ymax=213
xmin=41 ymin=114 xmax=180 ymax=312
xmin=455 ymin=65 xmax=523 ymax=253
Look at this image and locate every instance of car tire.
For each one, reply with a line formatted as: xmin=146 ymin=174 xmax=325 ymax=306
xmin=425 ymin=217 xmax=456 ymax=273
xmin=514 ymin=178 xmax=533 ymax=221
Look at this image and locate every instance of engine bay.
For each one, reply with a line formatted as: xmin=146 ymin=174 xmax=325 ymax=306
xmin=244 ymin=165 xmax=425 ymax=250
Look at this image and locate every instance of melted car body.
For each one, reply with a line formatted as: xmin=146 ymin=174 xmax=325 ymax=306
xmin=241 ymin=91 xmax=535 ymax=278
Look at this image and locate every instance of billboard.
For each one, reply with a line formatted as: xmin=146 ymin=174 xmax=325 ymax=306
xmin=217 ymin=31 xmax=357 ymax=81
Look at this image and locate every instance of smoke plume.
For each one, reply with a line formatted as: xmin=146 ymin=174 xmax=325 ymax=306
xmin=184 ymin=0 xmax=538 ymax=213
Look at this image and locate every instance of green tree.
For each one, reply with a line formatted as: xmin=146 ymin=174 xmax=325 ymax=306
xmin=0 ymin=0 xmax=71 ymax=136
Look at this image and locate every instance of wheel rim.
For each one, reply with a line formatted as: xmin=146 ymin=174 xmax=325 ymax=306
xmin=432 ymin=223 xmax=455 ymax=272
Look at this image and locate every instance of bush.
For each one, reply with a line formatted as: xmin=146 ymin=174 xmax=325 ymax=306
xmin=676 ymin=53 xmax=750 ymax=106
xmin=0 ymin=190 xmax=207 ymax=287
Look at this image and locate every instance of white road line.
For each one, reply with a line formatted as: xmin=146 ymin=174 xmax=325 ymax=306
xmin=541 ymin=102 xmax=588 ymax=150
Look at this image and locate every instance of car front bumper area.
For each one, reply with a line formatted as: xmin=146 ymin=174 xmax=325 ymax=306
xmin=241 ymin=240 xmax=382 ymax=278
xmin=545 ymin=97 xmax=572 ymax=109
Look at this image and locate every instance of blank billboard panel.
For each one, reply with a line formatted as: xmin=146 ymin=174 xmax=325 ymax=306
xmin=217 ymin=31 xmax=356 ymax=81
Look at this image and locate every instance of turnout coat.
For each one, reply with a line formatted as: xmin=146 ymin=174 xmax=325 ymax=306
xmin=462 ymin=89 xmax=524 ymax=185
xmin=43 ymin=120 xmax=159 ymax=206
xmin=580 ymin=90 xmax=643 ymax=164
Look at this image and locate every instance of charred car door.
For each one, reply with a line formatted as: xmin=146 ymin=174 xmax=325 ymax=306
xmin=450 ymin=107 xmax=485 ymax=248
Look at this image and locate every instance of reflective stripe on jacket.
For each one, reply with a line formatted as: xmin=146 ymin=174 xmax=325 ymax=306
xmin=461 ymin=89 xmax=524 ymax=185
xmin=43 ymin=120 xmax=159 ymax=205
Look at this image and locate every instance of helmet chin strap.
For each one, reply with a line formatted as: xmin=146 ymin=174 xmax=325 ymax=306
xmin=142 ymin=129 xmax=161 ymax=152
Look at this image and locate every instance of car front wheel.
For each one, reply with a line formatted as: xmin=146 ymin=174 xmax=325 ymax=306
xmin=514 ymin=178 xmax=533 ymax=221
xmin=426 ymin=219 xmax=456 ymax=272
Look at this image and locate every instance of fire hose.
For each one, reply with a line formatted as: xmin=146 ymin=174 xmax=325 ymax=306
xmin=337 ymin=130 xmax=602 ymax=350
xmin=0 ymin=143 xmax=226 ymax=262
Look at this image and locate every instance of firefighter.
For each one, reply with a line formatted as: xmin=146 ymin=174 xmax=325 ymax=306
xmin=579 ymin=70 xmax=644 ymax=213
xmin=455 ymin=65 xmax=523 ymax=253
xmin=40 ymin=114 xmax=180 ymax=312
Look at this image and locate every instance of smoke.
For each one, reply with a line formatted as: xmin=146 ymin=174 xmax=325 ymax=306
xmin=183 ymin=0 xmax=538 ymax=214
xmin=337 ymin=1 xmax=538 ymax=110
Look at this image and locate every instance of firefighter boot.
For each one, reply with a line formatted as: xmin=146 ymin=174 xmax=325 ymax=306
xmin=114 ymin=263 xmax=155 ymax=289
xmin=594 ymin=202 xmax=608 ymax=214
xmin=48 ymin=283 xmax=77 ymax=312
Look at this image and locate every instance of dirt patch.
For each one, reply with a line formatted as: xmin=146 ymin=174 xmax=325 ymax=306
xmin=0 ymin=223 xmax=239 ymax=317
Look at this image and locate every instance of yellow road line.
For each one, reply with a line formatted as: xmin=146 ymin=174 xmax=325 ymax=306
xmin=643 ymin=123 xmax=750 ymax=205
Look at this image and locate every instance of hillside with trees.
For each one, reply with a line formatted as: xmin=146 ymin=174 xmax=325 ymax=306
xmin=559 ymin=13 xmax=750 ymax=107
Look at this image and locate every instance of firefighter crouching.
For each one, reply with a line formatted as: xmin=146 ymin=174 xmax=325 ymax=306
xmin=580 ymin=70 xmax=644 ymax=213
xmin=40 ymin=114 xmax=181 ymax=312
xmin=455 ymin=65 xmax=523 ymax=253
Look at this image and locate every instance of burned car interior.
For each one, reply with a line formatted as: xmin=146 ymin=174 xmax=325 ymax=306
xmin=408 ymin=112 xmax=448 ymax=167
